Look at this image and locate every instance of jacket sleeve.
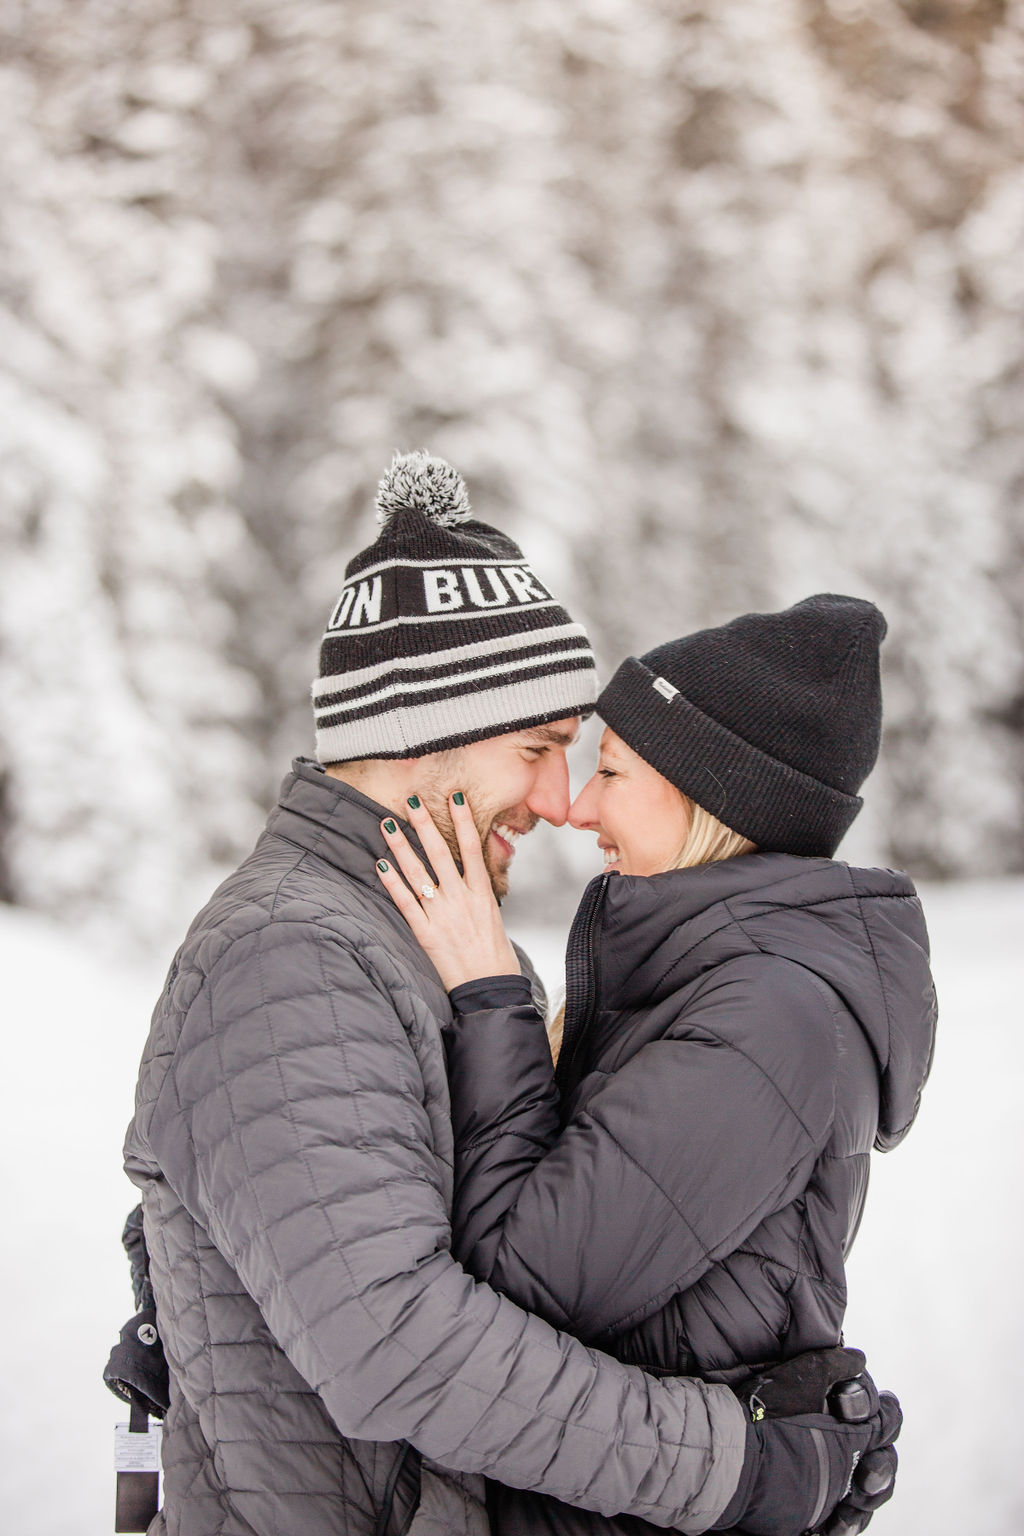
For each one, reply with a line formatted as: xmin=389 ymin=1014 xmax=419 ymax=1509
xmin=446 ymin=957 xmax=839 ymax=1342
xmin=139 ymin=921 xmax=747 ymax=1534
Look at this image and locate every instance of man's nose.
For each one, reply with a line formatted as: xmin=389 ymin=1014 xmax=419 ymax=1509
xmin=526 ymin=752 xmax=572 ymax=827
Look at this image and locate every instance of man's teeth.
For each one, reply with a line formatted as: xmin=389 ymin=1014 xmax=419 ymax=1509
xmin=494 ymin=823 xmax=523 ymax=849
xmin=602 ymin=847 xmax=619 ymax=866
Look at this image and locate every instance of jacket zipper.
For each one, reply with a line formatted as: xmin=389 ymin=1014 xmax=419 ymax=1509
xmin=555 ymin=872 xmax=610 ymax=1094
xmin=373 ymin=1442 xmax=415 ymax=1536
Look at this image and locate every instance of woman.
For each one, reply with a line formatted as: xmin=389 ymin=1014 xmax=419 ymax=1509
xmin=375 ymin=593 xmax=936 ymax=1535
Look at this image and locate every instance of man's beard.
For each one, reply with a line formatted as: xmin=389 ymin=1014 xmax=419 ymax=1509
xmin=418 ymin=772 xmax=535 ymax=900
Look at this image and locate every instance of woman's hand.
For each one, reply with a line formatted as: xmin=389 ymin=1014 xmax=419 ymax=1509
xmin=375 ymin=791 xmax=521 ymax=991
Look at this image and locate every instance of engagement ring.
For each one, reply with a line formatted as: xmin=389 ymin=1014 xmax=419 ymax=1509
xmin=420 ymin=883 xmax=436 ymax=901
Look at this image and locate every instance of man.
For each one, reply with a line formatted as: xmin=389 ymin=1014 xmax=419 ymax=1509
xmin=116 ymin=453 xmax=899 ymax=1536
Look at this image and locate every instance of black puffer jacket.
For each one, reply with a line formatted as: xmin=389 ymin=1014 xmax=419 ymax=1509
xmin=445 ymin=853 xmax=937 ymax=1535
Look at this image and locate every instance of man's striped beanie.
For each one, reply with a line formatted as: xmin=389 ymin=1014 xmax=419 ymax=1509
xmin=313 ymin=452 xmax=598 ymax=763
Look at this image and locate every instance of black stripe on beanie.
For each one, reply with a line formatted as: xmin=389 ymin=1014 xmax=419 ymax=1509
xmin=346 ymin=703 xmax=596 ymax=763
xmin=318 ymin=599 xmax=584 ymax=680
xmin=317 ymin=667 xmax=598 ymax=762
xmin=322 ymin=558 xmax=556 ymax=633
xmin=317 ymin=653 xmax=598 ymax=730
xmin=315 ymin=633 xmax=595 ymax=712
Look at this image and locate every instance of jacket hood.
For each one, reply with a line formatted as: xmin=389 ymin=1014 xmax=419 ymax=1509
xmin=588 ymin=852 xmax=937 ymax=1150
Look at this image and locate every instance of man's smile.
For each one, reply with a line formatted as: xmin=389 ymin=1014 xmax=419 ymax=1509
xmin=490 ymin=821 xmax=529 ymax=862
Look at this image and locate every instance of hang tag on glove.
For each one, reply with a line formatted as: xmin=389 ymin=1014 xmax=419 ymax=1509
xmin=114 ymin=1404 xmax=161 ymax=1531
xmin=114 ymin=1420 xmax=162 ymax=1472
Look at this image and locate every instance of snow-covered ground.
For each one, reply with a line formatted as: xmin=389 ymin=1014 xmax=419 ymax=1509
xmin=1 ymin=879 xmax=1021 ymax=1534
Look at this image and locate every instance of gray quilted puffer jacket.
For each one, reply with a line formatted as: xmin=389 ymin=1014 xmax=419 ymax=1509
xmin=124 ymin=759 xmax=746 ymax=1536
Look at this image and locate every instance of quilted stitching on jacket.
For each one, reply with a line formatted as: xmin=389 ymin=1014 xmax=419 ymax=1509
xmin=123 ymin=762 xmax=748 ymax=1536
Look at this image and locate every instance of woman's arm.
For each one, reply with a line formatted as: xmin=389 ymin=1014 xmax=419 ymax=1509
xmin=445 ymin=959 xmax=840 ymax=1340
xmin=374 ymin=797 xmax=838 ymax=1343
xmin=444 ymin=974 xmax=564 ymax=1277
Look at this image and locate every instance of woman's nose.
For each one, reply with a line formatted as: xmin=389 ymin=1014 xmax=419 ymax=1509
xmin=568 ymin=776 xmax=598 ymax=829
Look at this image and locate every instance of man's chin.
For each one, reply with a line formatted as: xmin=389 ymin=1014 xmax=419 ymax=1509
xmin=482 ymin=825 xmax=516 ymax=899
xmin=482 ymin=845 xmax=510 ymax=899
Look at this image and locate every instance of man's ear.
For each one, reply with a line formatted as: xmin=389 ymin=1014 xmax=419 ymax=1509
xmin=325 ymin=757 xmax=418 ymax=812
xmin=408 ymin=745 xmax=462 ymax=784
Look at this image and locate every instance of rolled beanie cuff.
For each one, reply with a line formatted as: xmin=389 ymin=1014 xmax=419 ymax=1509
xmin=597 ymin=657 xmax=862 ymax=857
xmin=316 ymin=666 xmax=597 ymax=764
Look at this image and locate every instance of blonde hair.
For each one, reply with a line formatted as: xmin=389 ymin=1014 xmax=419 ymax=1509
xmin=671 ymin=795 xmax=756 ymax=870
xmin=546 ymin=793 xmax=755 ymax=1062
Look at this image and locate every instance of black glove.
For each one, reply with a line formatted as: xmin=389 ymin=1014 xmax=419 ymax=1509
xmin=733 ymin=1346 xmax=881 ymax=1423
xmin=122 ymin=1204 xmax=156 ymax=1313
xmin=712 ymin=1350 xmax=902 ymax=1535
xmin=103 ymin=1307 xmax=171 ymax=1419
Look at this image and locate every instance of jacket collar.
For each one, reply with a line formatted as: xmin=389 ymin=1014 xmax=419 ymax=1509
xmin=571 ymin=851 xmax=936 ymax=1148
xmin=265 ymin=757 xmax=437 ymax=890
xmin=590 ymin=852 xmax=918 ymax=1010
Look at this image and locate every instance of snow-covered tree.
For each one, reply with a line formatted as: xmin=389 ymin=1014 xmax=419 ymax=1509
xmin=2 ymin=0 xmax=1022 ymax=949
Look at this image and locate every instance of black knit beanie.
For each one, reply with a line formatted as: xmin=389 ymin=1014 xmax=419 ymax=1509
xmin=596 ymin=594 xmax=887 ymax=857
xmin=313 ymin=452 xmax=597 ymax=762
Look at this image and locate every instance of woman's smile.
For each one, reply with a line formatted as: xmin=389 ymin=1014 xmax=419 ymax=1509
xmin=569 ymin=729 xmax=692 ymax=877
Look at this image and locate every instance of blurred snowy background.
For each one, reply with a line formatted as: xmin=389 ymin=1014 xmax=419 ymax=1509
xmin=1 ymin=0 xmax=1023 ymax=1531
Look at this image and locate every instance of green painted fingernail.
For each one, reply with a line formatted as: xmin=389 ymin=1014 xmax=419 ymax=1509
xmin=383 ymin=819 xmax=397 ymax=834
xmin=376 ymin=860 xmax=389 ymax=872
xmin=407 ymin=795 xmax=421 ymax=810
xmin=453 ymin=791 xmax=465 ymax=806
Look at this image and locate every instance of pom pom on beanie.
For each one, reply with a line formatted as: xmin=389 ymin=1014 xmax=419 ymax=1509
xmin=376 ymin=450 xmax=473 ymax=530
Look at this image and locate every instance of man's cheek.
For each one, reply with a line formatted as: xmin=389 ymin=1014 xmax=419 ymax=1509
xmin=474 ymin=812 xmax=495 ymax=853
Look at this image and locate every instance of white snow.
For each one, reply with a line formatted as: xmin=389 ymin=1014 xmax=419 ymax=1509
xmin=1 ymin=878 xmax=1021 ymax=1533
